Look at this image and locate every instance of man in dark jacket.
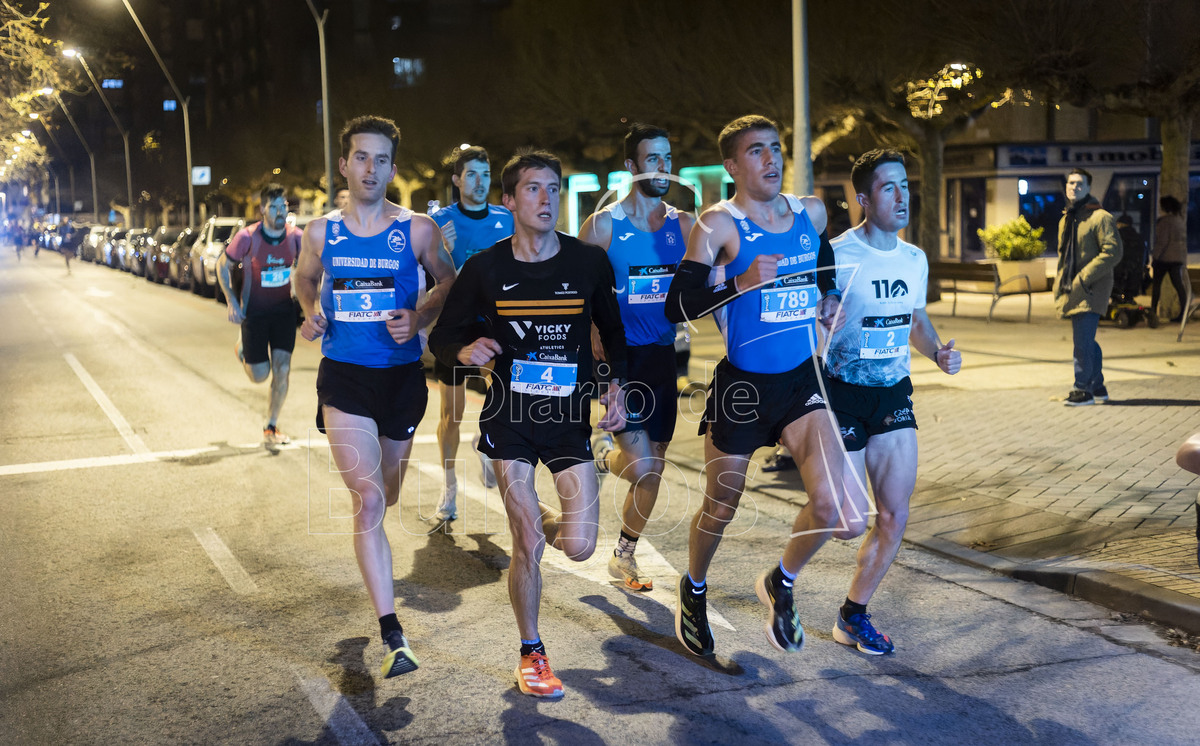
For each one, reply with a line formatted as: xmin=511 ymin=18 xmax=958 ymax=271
xmin=1055 ymin=168 xmax=1122 ymax=406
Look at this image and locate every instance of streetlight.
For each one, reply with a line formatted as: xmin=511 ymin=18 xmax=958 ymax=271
xmin=64 ymin=48 xmax=134 ymax=225
xmin=116 ymin=0 xmax=194 ymax=228
xmin=46 ymin=89 xmax=99 ymax=223
xmin=305 ymin=0 xmax=333 ymax=207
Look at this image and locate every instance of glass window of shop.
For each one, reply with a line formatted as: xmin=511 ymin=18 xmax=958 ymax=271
xmin=1101 ymin=174 xmax=1156 ymax=249
xmin=1188 ymin=173 xmax=1200 ymax=254
xmin=822 ymin=184 xmax=852 ymax=239
xmin=1018 ymin=177 xmax=1067 ymax=255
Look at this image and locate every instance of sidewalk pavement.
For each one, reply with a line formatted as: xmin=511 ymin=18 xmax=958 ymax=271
xmin=683 ymin=289 xmax=1200 ymax=634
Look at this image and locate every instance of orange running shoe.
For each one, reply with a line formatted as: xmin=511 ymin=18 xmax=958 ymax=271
xmin=514 ymin=650 xmax=564 ymax=699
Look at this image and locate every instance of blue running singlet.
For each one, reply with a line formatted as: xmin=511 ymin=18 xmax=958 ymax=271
xmin=431 ymin=203 xmax=514 ymax=269
xmin=319 ymin=209 xmax=426 ymax=367
xmin=601 ymin=202 xmax=686 ymax=347
xmin=709 ymin=195 xmax=821 ymax=374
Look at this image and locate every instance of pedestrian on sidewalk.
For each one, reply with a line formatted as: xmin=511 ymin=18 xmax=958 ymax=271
xmin=1150 ymin=195 xmax=1189 ymax=326
xmin=1055 ymin=168 xmax=1122 ymax=406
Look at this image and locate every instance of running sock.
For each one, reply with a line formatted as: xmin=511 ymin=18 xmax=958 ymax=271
xmin=379 ymin=613 xmax=402 ymax=641
xmin=686 ymin=572 xmax=706 ymax=593
xmin=615 ymin=531 xmax=639 ymax=557
xmin=841 ymin=598 xmax=867 ymax=621
xmin=520 ymin=638 xmax=545 ymax=656
xmin=777 ymin=560 xmax=796 ymax=588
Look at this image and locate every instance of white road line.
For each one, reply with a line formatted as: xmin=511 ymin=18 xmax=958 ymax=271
xmin=414 ymin=461 xmax=736 ymax=631
xmin=295 ymin=672 xmax=380 ymax=746
xmin=191 ymin=527 xmax=259 ymax=595
xmin=63 ymin=352 xmax=151 ymax=455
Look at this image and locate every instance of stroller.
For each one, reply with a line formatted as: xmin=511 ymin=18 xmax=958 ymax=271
xmin=1104 ymin=217 xmax=1151 ymax=328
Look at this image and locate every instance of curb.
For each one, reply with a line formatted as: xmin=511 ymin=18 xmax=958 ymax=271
xmin=905 ymin=531 xmax=1200 ymax=636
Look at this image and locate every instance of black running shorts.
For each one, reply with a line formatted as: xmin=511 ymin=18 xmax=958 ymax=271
xmin=316 ymin=358 xmax=427 ymax=441
xmin=701 ymin=356 xmax=830 ymax=456
xmin=476 ymin=391 xmax=592 ymax=473
xmin=827 ymin=376 xmax=917 ymax=452
xmin=618 ymin=343 xmax=678 ymax=444
xmin=241 ymin=307 xmax=297 ymax=365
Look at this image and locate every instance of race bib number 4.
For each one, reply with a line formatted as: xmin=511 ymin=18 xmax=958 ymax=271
xmin=860 ymin=314 xmax=911 ymax=359
xmin=760 ymin=272 xmax=816 ymax=322
xmin=260 ymin=266 xmax=291 ymax=288
xmin=627 ymin=264 xmax=675 ymax=305
xmin=510 ymin=359 xmax=577 ymax=397
xmin=332 ymin=277 xmax=395 ymax=321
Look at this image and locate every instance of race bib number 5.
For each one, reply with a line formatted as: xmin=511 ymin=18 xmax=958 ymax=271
xmin=860 ymin=314 xmax=911 ymax=359
xmin=760 ymin=272 xmax=816 ymax=322
xmin=510 ymin=359 xmax=577 ymax=397
xmin=332 ymin=277 xmax=395 ymax=321
xmin=627 ymin=264 xmax=675 ymax=305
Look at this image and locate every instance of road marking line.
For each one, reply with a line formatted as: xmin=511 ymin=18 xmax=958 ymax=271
xmin=63 ymin=352 xmax=150 ymax=454
xmin=414 ymin=462 xmax=735 ymax=631
xmin=191 ymin=527 xmax=259 ymax=594
xmin=296 ymin=671 xmax=380 ymax=746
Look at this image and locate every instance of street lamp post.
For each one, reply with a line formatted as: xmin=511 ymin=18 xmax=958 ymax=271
xmin=118 ymin=0 xmax=195 ymax=228
xmin=50 ymin=91 xmax=99 ymax=223
xmin=304 ymin=0 xmax=334 ymax=207
xmin=64 ymin=48 xmax=134 ymax=226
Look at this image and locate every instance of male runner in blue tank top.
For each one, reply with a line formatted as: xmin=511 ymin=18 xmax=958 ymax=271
xmin=294 ymin=115 xmax=456 ymax=680
xmin=429 ymin=146 xmax=514 ymax=522
xmin=665 ymin=115 xmax=846 ymax=657
xmin=825 ymin=149 xmax=961 ymax=655
xmin=579 ymin=123 xmax=695 ymax=592
xmin=430 ymin=150 xmax=628 ymax=699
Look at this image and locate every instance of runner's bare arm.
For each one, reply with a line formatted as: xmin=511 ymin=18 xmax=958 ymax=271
xmin=911 ymin=308 xmax=960 ymax=374
xmin=578 ymin=209 xmax=613 ymax=251
xmin=296 ymin=218 xmax=327 ymax=340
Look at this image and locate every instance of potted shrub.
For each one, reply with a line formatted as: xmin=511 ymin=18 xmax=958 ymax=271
xmin=977 ymin=216 xmax=1050 ymax=291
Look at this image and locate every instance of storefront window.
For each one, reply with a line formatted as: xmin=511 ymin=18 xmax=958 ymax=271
xmin=1018 ymin=177 xmax=1067 ymax=255
xmin=1187 ymin=173 xmax=1200 ymax=255
xmin=1101 ymin=174 xmax=1155 ymax=247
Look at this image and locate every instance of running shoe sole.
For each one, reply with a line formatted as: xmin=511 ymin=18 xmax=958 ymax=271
xmin=380 ymin=644 xmax=420 ymax=678
xmin=514 ymin=665 xmax=564 ymax=699
xmin=755 ymin=571 xmax=804 ymax=653
xmin=608 ymin=555 xmax=652 ymax=591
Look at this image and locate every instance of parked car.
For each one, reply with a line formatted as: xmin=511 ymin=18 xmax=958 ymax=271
xmin=101 ymin=228 xmax=128 ymax=267
xmin=189 ymin=216 xmax=244 ymax=299
xmin=166 ymin=228 xmax=197 ymax=289
xmin=145 ymin=226 xmax=184 ymax=284
xmin=77 ymin=226 xmax=107 ymax=263
xmin=122 ymin=228 xmax=152 ymax=275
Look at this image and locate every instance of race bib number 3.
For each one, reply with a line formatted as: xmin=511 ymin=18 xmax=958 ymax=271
xmin=510 ymin=360 xmax=577 ymax=397
xmin=627 ymin=264 xmax=675 ymax=305
xmin=332 ymin=277 xmax=396 ymax=321
xmin=760 ymin=272 xmax=816 ymax=322
xmin=261 ymin=266 xmax=291 ymax=288
xmin=860 ymin=314 xmax=911 ymax=359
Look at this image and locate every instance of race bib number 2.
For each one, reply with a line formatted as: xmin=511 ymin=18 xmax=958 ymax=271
xmin=260 ymin=266 xmax=291 ymax=288
xmin=510 ymin=360 xmax=577 ymax=397
xmin=860 ymin=314 xmax=911 ymax=359
xmin=332 ymin=277 xmax=395 ymax=321
xmin=760 ymin=272 xmax=816 ymax=322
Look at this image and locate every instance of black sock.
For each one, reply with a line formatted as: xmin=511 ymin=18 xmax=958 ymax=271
xmin=379 ymin=613 xmax=402 ymax=641
xmin=841 ymin=598 xmax=867 ymax=621
xmin=520 ymin=640 xmax=546 ymax=656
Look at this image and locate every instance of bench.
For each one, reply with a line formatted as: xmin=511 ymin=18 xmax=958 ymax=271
xmin=1176 ymin=268 xmax=1200 ymax=342
xmin=930 ymin=261 xmax=1035 ymax=322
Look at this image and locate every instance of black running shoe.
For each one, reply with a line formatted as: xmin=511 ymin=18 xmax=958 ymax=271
xmin=755 ymin=567 xmax=804 ymax=652
xmin=675 ymin=575 xmax=714 ymax=655
xmin=1064 ymin=389 xmax=1094 ymax=407
xmin=380 ymin=630 xmax=419 ymax=678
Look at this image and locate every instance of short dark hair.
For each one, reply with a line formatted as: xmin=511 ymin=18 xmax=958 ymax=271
xmin=500 ymin=149 xmax=562 ymax=197
xmin=260 ymin=182 xmax=286 ymax=206
xmin=340 ymin=115 xmax=401 ymax=163
xmin=624 ymin=123 xmax=670 ymax=163
xmin=1068 ymin=167 xmax=1093 ymax=186
xmin=1160 ymin=195 xmax=1183 ymax=215
xmin=718 ymin=115 xmax=779 ymax=160
xmin=851 ymin=149 xmax=906 ymax=195
xmin=454 ymin=146 xmax=490 ymax=176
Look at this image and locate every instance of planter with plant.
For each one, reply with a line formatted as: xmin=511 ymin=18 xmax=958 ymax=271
xmin=977 ymin=216 xmax=1050 ymax=292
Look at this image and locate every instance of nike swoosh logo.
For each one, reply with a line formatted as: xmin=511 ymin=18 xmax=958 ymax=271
xmin=502 ymin=283 xmax=519 ymax=291
xmin=327 ymin=236 xmax=348 ymax=245
xmin=617 ymin=232 xmax=634 ymax=241
xmin=613 ymin=286 xmax=625 ymax=294
xmin=743 ymin=233 xmax=764 ymax=242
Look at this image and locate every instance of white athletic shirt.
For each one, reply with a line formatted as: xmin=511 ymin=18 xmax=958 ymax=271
xmin=825 ymin=228 xmax=928 ymax=387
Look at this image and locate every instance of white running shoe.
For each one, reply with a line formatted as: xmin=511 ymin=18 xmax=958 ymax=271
xmin=434 ymin=484 xmax=457 ymax=522
xmin=608 ymin=552 xmax=653 ymax=591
